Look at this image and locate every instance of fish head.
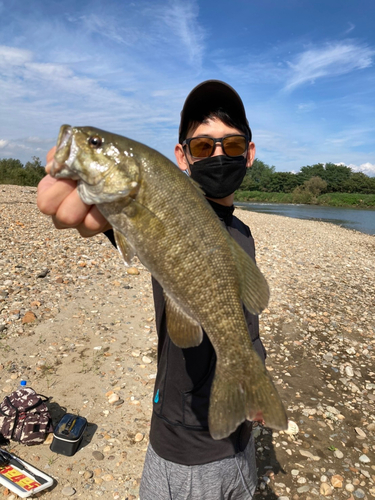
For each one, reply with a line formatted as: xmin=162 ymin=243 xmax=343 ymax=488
xmin=50 ymin=125 xmax=141 ymax=205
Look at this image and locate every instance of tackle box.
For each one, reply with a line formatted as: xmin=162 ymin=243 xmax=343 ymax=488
xmin=50 ymin=413 xmax=87 ymax=456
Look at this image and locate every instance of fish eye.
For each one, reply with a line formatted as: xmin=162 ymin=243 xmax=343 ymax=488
xmin=88 ymin=135 xmax=103 ymax=148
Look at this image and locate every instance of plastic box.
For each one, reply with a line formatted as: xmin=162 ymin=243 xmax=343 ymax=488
xmin=50 ymin=413 xmax=87 ymax=456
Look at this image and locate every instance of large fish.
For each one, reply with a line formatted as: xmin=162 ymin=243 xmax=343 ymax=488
xmin=50 ymin=125 xmax=288 ymax=439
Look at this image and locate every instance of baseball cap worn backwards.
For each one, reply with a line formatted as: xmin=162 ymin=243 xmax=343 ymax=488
xmin=178 ymin=80 xmax=252 ymax=144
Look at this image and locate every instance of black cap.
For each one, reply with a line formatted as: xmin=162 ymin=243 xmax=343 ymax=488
xmin=178 ymin=80 xmax=251 ymax=143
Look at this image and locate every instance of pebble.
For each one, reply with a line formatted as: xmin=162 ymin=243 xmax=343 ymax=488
xmin=353 ymin=489 xmax=366 ymax=498
xmin=92 ymin=451 xmax=104 ymax=461
xmin=296 ymin=485 xmax=310 ymax=493
xmin=320 ymin=482 xmax=333 ymax=496
xmin=334 ymin=449 xmax=344 ymax=459
xmin=355 ymin=427 xmax=366 ymax=438
xmin=285 ymin=420 xmax=299 ymax=435
xmin=299 ymin=449 xmax=320 ymax=461
xmin=102 ymin=474 xmax=114 ymax=481
xmin=359 ymin=454 xmax=370 ymax=463
xmin=21 ymin=311 xmax=36 ymax=324
xmin=108 ymin=393 xmax=120 ymax=404
xmin=126 ymin=267 xmax=140 ymax=275
xmin=331 ymin=475 xmax=343 ymax=488
xmin=134 ymin=432 xmax=144 ymax=442
xmin=61 ymin=486 xmax=76 ymax=496
xmin=142 ymin=356 xmax=152 ymax=364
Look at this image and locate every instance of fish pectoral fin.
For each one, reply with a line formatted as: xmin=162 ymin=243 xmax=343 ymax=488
xmin=124 ymin=200 xmax=166 ymax=236
xmin=164 ymin=294 xmax=203 ymax=348
xmin=114 ymin=230 xmax=137 ymax=266
xmin=227 ymin=236 xmax=270 ymax=314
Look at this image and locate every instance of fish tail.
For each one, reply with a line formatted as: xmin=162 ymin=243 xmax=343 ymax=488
xmin=208 ymin=351 xmax=288 ymax=440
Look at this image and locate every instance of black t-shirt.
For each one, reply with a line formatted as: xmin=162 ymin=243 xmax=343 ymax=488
xmin=148 ymin=200 xmax=266 ymax=465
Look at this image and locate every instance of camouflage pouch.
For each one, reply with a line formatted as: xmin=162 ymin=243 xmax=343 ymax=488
xmin=0 ymin=387 xmax=53 ymax=445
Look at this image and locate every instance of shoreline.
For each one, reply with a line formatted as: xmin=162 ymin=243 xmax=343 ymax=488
xmin=235 ymin=199 xmax=375 ymax=211
xmin=235 ymin=191 xmax=375 ymax=209
xmin=1 ymin=185 xmax=374 ymax=499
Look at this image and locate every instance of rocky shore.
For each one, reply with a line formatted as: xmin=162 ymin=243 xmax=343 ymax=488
xmin=0 ymin=184 xmax=374 ymax=500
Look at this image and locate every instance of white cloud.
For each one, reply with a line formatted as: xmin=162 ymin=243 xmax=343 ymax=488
xmin=348 ymin=162 xmax=375 ymax=176
xmin=297 ymin=102 xmax=316 ymax=113
xmin=0 ymin=139 xmax=8 ymax=149
xmin=0 ymin=45 xmax=32 ymax=66
xmin=158 ymin=0 xmax=206 ymax=67
xmin=284 ymin=42 xmax=374 ymax=91
xmin=344 ymin=23 xmax=355 ymax=35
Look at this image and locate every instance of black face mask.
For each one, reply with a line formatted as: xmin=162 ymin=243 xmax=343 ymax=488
xmin=188 ymin=155 xmax=247 ymax=199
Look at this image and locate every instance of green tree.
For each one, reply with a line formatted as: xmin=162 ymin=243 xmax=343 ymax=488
xmin=0 ymin=156 xmax=46 ymax=186
xmin=324 ymin=163 xmax=352 ymax=192
xmin=263 ymin=171 xmax=299 ymax=193
xmin=342 ymin=172 xmax=375 ymax=194
xmin=239 ymin=158 xmax=275 ymax=191
xmin=297 ymin=163 xmax=325 ymax=183
xmin=292 ymin=176 xmax=327 ymax=204
xmin=24 ymin=156 xmax=46 ymax=185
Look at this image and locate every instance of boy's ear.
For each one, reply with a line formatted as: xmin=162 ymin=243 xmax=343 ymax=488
xmin=246 ymin=142 xmax=256 ymax=168
xmin=175 ymin=144 xmax=189 ymax=171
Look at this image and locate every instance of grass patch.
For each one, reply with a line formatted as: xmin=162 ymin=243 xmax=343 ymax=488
xmin=318 ymin=193 xmax=375 ymax=208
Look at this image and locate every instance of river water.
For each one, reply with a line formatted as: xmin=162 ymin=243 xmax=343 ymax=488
xmin=234 ymin=202 xmax=375 ymax=236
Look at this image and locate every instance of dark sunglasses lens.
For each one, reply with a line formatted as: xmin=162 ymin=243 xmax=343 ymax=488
xmin=222 ymin=136 xmax=247 ymax=157
xmin=189 ymin=137 xmax=214 ymax=158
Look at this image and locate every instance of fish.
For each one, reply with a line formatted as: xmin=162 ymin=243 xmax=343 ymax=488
xmin=50 ymin=125 xmax=288 ymax=439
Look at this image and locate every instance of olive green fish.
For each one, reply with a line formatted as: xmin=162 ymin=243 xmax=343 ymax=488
xmin=50 ymin=125 xmax=287 ymax=439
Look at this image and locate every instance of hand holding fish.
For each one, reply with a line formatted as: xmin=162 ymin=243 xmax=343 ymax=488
xmin=37 ymin=147 xmax=112 ymax=237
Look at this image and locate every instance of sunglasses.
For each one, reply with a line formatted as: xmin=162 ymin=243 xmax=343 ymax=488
xmin=182 ymin=135 xmax=248 ymax=159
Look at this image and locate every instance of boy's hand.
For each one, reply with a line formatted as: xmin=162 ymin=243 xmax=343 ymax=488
xmin=37 ymin=147 xmax=111 ymax=237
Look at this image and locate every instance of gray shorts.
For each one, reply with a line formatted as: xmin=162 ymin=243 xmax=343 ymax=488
xmin=139 ymin=435 xmax=257 ymax=500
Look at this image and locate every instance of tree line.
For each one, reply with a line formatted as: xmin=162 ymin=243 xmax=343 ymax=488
xmin=0 ymin=157 xmax=47 ymax=186
xmin=1 ymin=155 xmax=375 ymax=197
xmin=239 ymin=160 xmax=375 ymax=201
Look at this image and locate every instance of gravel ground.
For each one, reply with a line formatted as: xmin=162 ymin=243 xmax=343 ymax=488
xmin=0 ymin=185 xmax=374 ymax=500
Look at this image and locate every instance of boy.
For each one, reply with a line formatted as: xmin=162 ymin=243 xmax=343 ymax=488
xmin=37 ymin=80 xmax=265 ymax=499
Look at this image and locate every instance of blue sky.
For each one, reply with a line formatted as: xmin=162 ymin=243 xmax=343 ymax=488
xmin=1 ymin=0 xmax=374 ymax=175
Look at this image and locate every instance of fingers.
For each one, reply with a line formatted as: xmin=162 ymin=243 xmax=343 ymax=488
xmin=73 ymin=207 xmax=112 ymax=237
xmin=38 ymin=148 xmax=112 ymax=237
xmin=37 ymin=175 xmax=110 ymax=236
xmin=37 ymin=175 xmax=77 ymax=216
xmin=46 ymin=146 xmax=56 ymax=174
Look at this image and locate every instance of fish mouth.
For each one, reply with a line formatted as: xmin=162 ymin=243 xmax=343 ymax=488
xmin=50 ymin=125 xmax=80 ymax=179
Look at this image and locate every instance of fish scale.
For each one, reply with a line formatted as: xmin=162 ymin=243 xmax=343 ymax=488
xmin=51 ymin=124 xmax=288 ymax=439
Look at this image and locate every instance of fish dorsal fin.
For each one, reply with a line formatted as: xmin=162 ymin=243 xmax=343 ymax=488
xmin=226 ymin=235 xmax=270 ymax=314
xmin=164 ymin=293 xmax=203 ymax=348
xmin=114 ymin=230 xmax=136 ymax=266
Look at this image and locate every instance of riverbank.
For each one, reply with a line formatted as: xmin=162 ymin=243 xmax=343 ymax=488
xmin=236 ymin=190 xmax=375 ymax=208
xmin=1 ymin=185 xmax=374 ymax=499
